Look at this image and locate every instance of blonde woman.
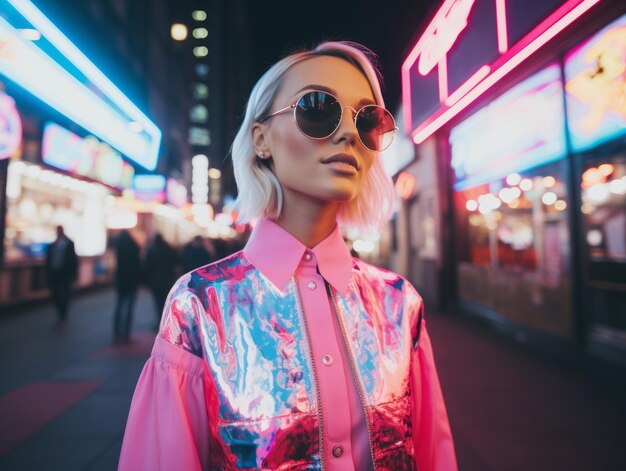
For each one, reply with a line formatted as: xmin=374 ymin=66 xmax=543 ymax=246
xmin=120 ymin=41 xmax=457 ymax=471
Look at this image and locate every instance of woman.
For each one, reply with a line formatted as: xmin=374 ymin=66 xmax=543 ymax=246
xmin=120 ymin=41 xmax=457 ymax=470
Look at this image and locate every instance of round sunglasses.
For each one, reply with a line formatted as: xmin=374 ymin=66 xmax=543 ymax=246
xmin=259 ymin=90 xmax=398 ymax=152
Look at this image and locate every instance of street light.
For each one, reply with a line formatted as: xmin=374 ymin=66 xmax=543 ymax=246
xmin=171 ymin=23 xmax=188 ymax=41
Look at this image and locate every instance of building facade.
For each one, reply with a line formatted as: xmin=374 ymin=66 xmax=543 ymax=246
xmin=393 ymin=0 xmax=626 ymax=365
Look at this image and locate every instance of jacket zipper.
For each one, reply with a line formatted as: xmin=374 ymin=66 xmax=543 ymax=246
xmin=327 ymin=283 xmax=377 ymax=470
xmin=292 ymin=275 xmax=326 ymax=470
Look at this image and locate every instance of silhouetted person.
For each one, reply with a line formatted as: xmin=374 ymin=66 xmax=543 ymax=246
xmin=144 ymin=234 xmax=180 ymax=326
xmin=182 ymin=235 xmax=215 ymax=272
xmin=45 ymin=225 xmax=78 ymax=330
xmin=113 ymin=230 xmax=141 ymax=343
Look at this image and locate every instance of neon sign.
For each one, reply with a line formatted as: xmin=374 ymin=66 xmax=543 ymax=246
xmin=450 ymin=64 xmax=567 ymax=190
xmin=0 ymin=90 xmax=21 ymax=159
xmin=0 ymin=1 xmax=161 ymax=170
xmin=565 ymin=13 xmax=626 ymax=152
xmin=415 ymin=0 xmax=477 ymax=76
xmin=403 ymin=0 xmax=603 ymax=144
xmin=133 ymin=174 xmax=166 ymax=203
xmin=42 ymin=122 xmax=134 ymax=189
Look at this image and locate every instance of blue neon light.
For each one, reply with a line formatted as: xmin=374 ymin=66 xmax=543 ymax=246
xmin=133 ymin=174 xmax=166 ymax=192
xmin=0 ymin=0 xmax=161 ymax=170
xmin=450 ymin=64 xmax=567 ymax=190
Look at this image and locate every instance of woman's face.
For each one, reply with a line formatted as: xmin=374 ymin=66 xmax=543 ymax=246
xmin=256 ymin=55 xmax=378 ymax=205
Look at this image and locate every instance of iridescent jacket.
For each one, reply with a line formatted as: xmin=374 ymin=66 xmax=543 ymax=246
xmin=119 ymin=220 xmax=457 ymax=471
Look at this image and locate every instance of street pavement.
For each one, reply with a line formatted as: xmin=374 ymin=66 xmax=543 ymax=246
xmin=0 ymin=287 xmax=624 ymax=470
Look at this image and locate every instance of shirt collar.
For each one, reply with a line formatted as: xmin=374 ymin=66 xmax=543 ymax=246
xmin=243 ymin=219 xmax=353 ymax=296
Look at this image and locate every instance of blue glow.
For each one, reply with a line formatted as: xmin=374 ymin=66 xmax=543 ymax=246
xmin=1 ymin=0 xmax=161 ymax=170
xmin=565 ymin=14 xmax=626 ymax=152
xmin=133 ymin=174 xmax=166 ymax=192
xmin=450 ymin=64 xmax=567 ymax=190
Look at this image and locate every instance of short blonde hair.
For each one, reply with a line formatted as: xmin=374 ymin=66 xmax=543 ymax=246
xmin=231 ymin=41 xmax=395 ymax=234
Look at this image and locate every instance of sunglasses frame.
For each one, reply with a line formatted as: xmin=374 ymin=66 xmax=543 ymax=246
xmin=259 ymin=90 xmax=398 ymax=152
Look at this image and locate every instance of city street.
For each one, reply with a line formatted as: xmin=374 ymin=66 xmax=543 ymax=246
xmin=0 ymin=288 xmax=624 ymax=470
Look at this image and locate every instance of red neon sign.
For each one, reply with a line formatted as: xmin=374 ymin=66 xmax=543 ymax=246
xmin=402 ymin=0 xmax=603 ymax=144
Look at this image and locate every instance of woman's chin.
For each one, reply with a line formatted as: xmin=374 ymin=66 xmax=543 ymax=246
xmin=314 ymin=185 xmax=359 ymax=203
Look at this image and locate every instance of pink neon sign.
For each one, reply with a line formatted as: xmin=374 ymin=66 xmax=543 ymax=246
xmin=402 ymin=0 xmax=603 ymax=144
xmin=415 ymin=0 xmax=477 ymax=76
xmin=0 ymin=91 xmax=22 ymax=160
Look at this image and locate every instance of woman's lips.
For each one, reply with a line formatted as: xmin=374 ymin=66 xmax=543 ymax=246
xmin=321 ymin=153 xmax=359 ymax=174
xmin=323 ymin=160 xmax=359 ymax=175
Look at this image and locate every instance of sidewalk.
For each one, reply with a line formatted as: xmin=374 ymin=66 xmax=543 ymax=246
xmin=0 ymin=288 xmax=155 ymax=470
xmin=0 ymin=288 xmax=624 ymax=470
xmin=432 ymin=314 xmax=626 ymax=470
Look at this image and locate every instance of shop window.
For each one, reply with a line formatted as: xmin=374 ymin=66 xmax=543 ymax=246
xmin=455 ymin=160 xmax=573 ymax=337
xmin=581 ymin=154 xmax=626 ymax=264
xmin=456 ymin=160 xmax=569 ymax=277
xmin=3 ymin=161 xmax=109 ymax=262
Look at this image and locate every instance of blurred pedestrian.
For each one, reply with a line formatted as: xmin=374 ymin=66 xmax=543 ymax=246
xmin=121 ymin=41 xmax=456 ymax=470
xmin=45 ymin=225 xmax=78 ymax=330
xmin=182 ymin=235 xmax=215 ymax=272
xmin=143 ymin=233 xmax=180 ymax=326
xmin=113 ymin=230 xmax=141 ymax=343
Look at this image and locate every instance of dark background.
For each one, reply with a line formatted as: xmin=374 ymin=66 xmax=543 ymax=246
xmin=242 ymin=0 xmax=439 ymax=110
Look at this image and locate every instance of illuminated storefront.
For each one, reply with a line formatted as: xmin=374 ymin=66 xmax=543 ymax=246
xmin=451 ymin=64 xmax=573 ymax=337
xmin=400 ymin=0 xmax=626 ymax=362
xmin=0 ymin=1 xmax=161 ymax=305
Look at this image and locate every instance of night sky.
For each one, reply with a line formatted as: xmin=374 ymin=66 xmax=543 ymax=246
xmin=245 ymin=0 xmax=439 ymax=111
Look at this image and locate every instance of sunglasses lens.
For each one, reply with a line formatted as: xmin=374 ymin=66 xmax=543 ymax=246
xmin=295 ymin=92 xmax=342 ymax=138
xmin=356 ymin=105 xmax=396 ymax=151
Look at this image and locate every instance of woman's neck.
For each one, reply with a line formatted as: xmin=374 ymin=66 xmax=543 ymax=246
xmin=275 ymin=190 xmax=340 ymax=248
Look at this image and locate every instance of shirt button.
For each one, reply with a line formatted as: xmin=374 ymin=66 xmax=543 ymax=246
xmin=304 ymin=252 xmax=312 ymax=261
xmin=307 ymin=281 xmax=316 ymax=290
xmin=322 ymin=354 xmax=333 ymax=366
xmin=332 ymin=445 xmax=344 ymax=458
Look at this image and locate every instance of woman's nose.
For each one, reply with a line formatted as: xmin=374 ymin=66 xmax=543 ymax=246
xmin=331 ymin=106 xmax=358 ymax=146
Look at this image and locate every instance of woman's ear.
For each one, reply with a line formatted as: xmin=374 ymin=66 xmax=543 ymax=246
xmin=252 ymin=122 xmax=270 ymax=159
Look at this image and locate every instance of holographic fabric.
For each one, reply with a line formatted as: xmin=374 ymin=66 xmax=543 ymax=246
xmin=160 ymin=251 xmax=421 ymax=470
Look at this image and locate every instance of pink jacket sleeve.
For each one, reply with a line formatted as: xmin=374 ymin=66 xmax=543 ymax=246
xmin=118 ymin=336 xmax=209 ymax=470
xmin=412 ymin=320 xmax=458 ymax=471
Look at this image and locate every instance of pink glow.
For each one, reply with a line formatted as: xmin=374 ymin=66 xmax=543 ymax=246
xmin=438 ymin=57 xmax=449 ymax=102
xmin=418 ymin=0 xmax=477 ymax=75
xmin=401 ymin=66 xmax=412 ymax=134
xmin=403 ymin=0 xmax=476 ymax=76
xmin=401 ymin=0 xmax=456 ymax=73
xmin=445 ymin=65 xmax=490 ymax=106
xmin=410 ymin=0 xmax=602 ymax=144
xmin=496 ymin=0 xmax=509 ymax=53
xmin=0 ymin=92 xmax=22 ymax=160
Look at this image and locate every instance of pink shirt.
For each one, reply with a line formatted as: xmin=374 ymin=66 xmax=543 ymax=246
xmin=119 ymin=220 xmax=457 ymax=470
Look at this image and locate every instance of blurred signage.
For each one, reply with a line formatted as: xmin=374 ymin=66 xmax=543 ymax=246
xmin=0 ymin=90 xmax=22 ymax=159
xmin=42 ymin=122 xmax=134 ymax=189
xmin=133 ymin=174 xmax=166 ymax=202
xmin=565 ymin=13 xmax=626 ymax=152
xmin=382 ymin=107 xmax=415 ymax=177
xmin=0 ymin=1 xmax=161 ymax=170
xmin=450 ymin=64 xmax=567 ymax=190
xmin=166 ymin=178 xmax=188 ymax=208
xmin=191 ymin=154 xmax=209 ymax=204
xmin=403 ymin=0 xmax=602 ymax=144
xmin=395 ymin=172 xmax=417 ymax=200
